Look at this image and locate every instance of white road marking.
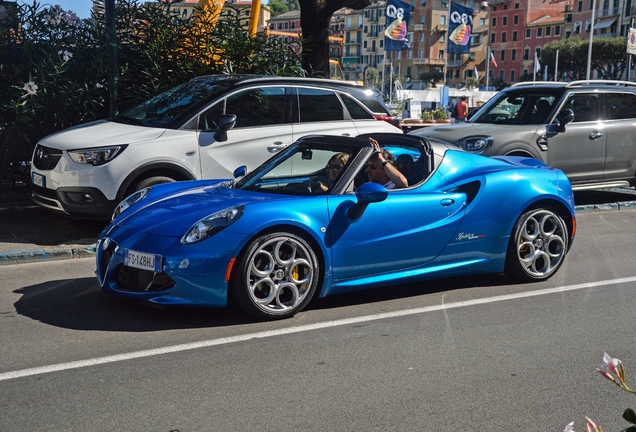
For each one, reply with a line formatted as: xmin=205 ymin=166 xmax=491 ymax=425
xmin=2 ymin=276 xmax=635 ymax=382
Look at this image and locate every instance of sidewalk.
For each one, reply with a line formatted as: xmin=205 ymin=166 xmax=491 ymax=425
xmin=0 ymin=187 xmax=104 ymax=265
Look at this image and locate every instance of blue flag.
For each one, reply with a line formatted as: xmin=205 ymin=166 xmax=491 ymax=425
xmin=384 ymin=0 xmax=412 ymax=51
xmin=447 ymin=2 xmax=474 ymax=55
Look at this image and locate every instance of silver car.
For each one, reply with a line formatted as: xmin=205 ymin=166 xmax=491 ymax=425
xmin=411 ymin=80 xmax=636 ymax=191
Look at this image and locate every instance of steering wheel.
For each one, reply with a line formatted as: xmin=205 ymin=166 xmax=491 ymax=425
xmin=309 ymin=176 xmax=332 ymax=194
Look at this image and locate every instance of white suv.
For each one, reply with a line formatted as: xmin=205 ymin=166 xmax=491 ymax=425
xmin=30 ymin=75 xmax=400 ymax=219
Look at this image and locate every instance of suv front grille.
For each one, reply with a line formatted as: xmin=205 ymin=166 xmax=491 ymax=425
xmin=31 ymin=183 xmax=58 ymax=200
xmin=32 ymin=144 xmax=63 ymax=170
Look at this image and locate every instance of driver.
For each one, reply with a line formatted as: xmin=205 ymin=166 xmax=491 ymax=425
xmin=310 ymin=152 xmax=350 ymax=193
xmin=365 ymin=138 xmax=408 ymax=189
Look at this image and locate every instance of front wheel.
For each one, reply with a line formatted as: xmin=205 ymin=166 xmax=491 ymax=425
xmin=230 ymin=232 xmax=319 ymax=320
xmin=505 ymin=208 xmax=569 ymax=281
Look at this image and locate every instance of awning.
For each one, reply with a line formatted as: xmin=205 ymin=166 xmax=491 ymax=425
xmin=594 ymin=17 xmax=616 ymax=30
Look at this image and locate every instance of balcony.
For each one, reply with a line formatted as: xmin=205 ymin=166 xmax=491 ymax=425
xmin=414 ymin=24 xmax=427 ymax=31
xmin=434 ymin=24 xmax=448 ymax=32
xmin=447 ymin=60 xmax=463 ymax=67
xmin=413 ymin=58 xmax=445 ymax=65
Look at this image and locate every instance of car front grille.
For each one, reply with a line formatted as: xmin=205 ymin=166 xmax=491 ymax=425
xmin=32 ymin=144 xmax=63 ymax=170
xmin=115 ymin=265 xmax=175 ymax=292
xmin=31 ymin=183 xmax=58 ymax=200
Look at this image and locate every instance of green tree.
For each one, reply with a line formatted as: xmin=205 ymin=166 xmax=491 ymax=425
xmin=267 ymin=0 xmax=290 ymax=16
xmin=418 ymin=71 xmax=444 ymax=87
xmin=364 ymin=67 xmax=379 ymax=88
xmin=540 ymin=37 xmax=626 ymax=81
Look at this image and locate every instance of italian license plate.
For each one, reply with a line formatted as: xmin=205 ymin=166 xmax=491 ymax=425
xmin=32 ymin=172 xmax=45 ymax=188
xmin=124 ymin=249 xmax=162 ymax=272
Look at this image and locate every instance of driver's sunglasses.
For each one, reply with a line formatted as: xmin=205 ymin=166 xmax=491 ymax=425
xmin=365 ymin=163 xmax=377 ymax=170
xmin=326 ymin=164 xmax=343 ymax=170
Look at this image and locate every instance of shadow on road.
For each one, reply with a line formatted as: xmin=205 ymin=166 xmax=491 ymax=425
xmin=12 ymin=272 xmax=515 ymax=331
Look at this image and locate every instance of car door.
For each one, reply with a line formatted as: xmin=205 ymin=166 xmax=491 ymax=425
xmin=602 ymin=92 xmax=636 ymax=180
xmin=547 ymin=92 xmax=606 ymax=183
xmin=291 ymin=86 xmax=359 ymax=140
xmin=198 ymin=86 xmax=294 ymax=179
xmin=326 ymin=190 xmax=466 ymax=281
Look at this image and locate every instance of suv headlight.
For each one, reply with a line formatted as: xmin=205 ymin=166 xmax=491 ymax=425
xmin=181 ymin=206 xmax=244 ymax=244
xmin=112 ymin=187 xmax=151 ymax=220
xmin=68 ymin=145 xmax=127 ymax=166
xmin=457 ymin=136 xmax=493 ymax=154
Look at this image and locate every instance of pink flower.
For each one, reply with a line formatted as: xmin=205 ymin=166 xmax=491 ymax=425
xmin=597 ymin=352 xmax=633 ymax=393
xmin=585 ymin=416 xmax=603 ymax=432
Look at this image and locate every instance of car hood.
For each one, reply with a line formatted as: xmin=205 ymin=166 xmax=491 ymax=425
xmin=38 ymin=120 xmax=165 ymax=150
xmin=116 ymin=183 xmax=289 ymax=237
xmin=412 ymin=123 xmax=539 ymax=143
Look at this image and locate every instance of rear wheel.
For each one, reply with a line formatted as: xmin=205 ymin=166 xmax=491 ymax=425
xmin=230 ymin=232 xmax=319 ymax=320
xmin=505 ymin=208 xmax=568 ymax=281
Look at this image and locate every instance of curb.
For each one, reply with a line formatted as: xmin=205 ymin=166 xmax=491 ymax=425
xmin=0 ymin=245 xmax=96 ymax=266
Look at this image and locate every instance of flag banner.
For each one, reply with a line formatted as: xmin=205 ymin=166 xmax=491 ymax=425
xmin=447 ymin=2 xmax=474 ymax=54
xmin=490 ymin=49 xmax=498 ymax=67
xmin=534 ymin=52 xmax=541 ymax=73
xmin=474 ymin=65 xmax=479 ymax=80
xmin=384 ymin=0 xmax=412 ymax=51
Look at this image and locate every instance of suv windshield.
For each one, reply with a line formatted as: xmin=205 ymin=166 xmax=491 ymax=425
xmin=472 ymin=89 xmax=562 ymax=125
xmin=114 ymin=77 xmax=237 ymax=127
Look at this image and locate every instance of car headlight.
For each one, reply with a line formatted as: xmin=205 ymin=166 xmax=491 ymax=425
xmin=68 ymin=145 xmax=127 ymax=166
xmin=181 ymin=206 xmax=244 ymax=244
xmin=457 ymin=136 xmax=493 ymax=153
xmin=112 ymin=187 xmax=151 ymax=220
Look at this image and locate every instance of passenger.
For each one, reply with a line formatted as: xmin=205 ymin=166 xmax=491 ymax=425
xmin=365 ymin=138 xmax=408 ymax=189
xmin=310 ymin=152 xmax=350 ymax=193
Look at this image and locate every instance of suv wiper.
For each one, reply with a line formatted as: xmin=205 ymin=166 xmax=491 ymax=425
xmin=112 ymin=116 xmax=144 ymax=126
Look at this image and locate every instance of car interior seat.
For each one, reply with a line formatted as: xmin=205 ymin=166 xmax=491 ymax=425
xmin=395 ymin=154 xmax=414 ymax=181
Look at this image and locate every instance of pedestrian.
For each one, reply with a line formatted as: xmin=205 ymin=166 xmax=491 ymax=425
xmin=455 ymin=96 xmax=468 ymax=122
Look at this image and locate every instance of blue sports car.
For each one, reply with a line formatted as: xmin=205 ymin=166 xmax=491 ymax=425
xmin=96 ymin=133 xmax=576 ymax=320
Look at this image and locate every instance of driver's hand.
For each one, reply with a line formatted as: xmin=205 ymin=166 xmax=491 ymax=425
xmin=368 ymin=137 xmax=382 ymax=154
xmin=310 ymin=177 xmax=328 ymax=193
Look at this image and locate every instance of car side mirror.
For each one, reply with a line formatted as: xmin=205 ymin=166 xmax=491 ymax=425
xmin=233 ymin=165 xmax=247 ymax=178
xmin=214 ymin=114 xmax=237 ymax=142
xmin=555 ymin=109 xmax=574 ymax=133
xmin=348 ymin=182 xmax=388 ymax=220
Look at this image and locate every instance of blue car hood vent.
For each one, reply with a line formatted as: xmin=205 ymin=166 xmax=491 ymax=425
xmin=118 ymin=185 xmax=280 ymax=237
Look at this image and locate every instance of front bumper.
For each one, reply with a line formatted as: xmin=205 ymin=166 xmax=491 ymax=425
xmin=96 ymin=223 xmax=243 ymax=307
xmin=32 ymin=184 xmax=116 ymax=220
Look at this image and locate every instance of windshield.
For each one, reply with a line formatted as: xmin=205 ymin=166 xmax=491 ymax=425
xmin=471 ymin=89 xmax=561 ymax=125
xmin=236 ymin=142 xmax=363 ymax=196
xmin=114 ymin=77 xmax=237 ymax=128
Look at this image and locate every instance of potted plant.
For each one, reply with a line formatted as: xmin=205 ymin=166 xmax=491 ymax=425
xmin=420 ymin=110 xmax=435 ymax=123
xmin=433 ymin=107 xmax=451 ymax=123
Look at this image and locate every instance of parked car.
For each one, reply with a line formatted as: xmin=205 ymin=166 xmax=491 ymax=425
xmin=30 ymin=75 xmax=401 ymax=219
xmin=411 ymin=80 xmax=636 ymax=191
xmin=96 ymin=133 xmax=576 ymax=320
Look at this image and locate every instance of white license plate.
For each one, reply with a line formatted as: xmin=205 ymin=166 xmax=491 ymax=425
xmin=124 ymin=249 xmax=162 ymax=272
xmin=32 ymin=172 xmax=45 ymax=188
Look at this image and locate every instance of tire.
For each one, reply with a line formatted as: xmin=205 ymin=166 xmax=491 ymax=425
xmin=230 ymin=232 xmax=319 ymax=320
xmin=133 ymin=176 xmax=176 ymax=192
xmin=505 ymin=207 xmax=569 ymax=282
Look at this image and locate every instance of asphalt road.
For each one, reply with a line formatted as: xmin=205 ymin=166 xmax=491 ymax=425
xmin=1 ymin=210 xmax=636 ymax=431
